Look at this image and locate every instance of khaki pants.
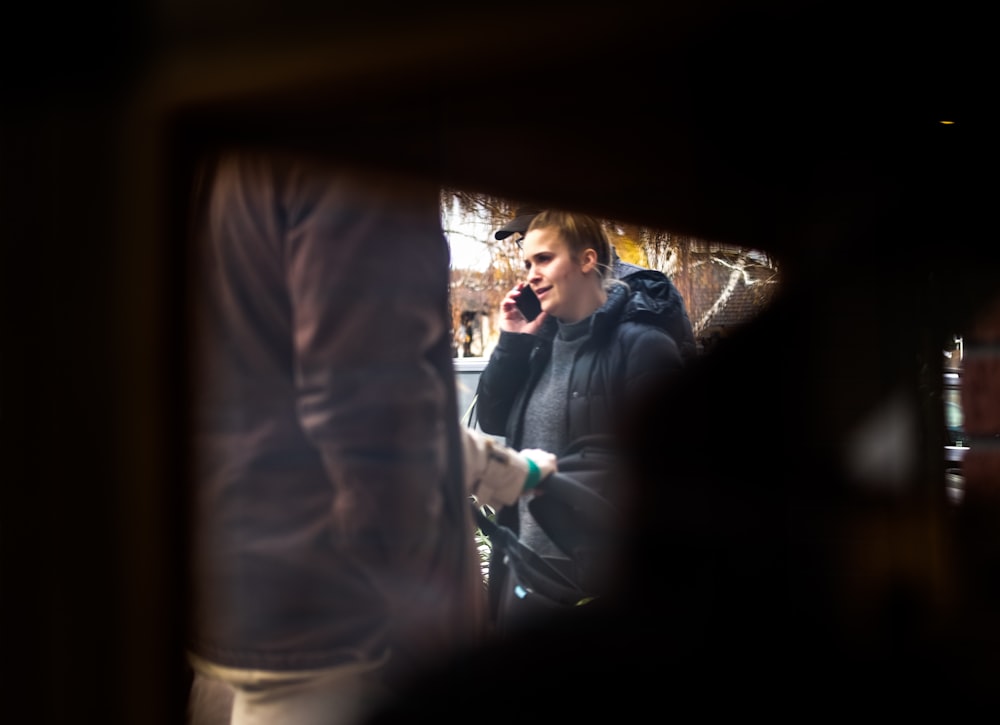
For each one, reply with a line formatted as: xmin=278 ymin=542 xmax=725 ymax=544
xmin=187 ymin=652 xmax=391 ymax=725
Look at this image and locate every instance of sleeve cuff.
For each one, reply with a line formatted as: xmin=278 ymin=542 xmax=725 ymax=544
xmin=523 ymin=457 xmax=542 ymax=490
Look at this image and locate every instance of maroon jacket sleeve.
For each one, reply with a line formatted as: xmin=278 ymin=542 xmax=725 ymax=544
xmin=280 ymin=161 xmax=454 ymax=566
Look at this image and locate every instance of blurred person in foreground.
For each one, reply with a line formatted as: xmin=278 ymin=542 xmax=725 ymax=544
xmin=185 ymin=148 xmax=556 ymax=725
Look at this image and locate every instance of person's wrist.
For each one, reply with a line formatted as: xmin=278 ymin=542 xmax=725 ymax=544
xmin=519 ymin=449 xmax=556 ymax=490
xmin=523 ymin=458 xmax=542 ymax=491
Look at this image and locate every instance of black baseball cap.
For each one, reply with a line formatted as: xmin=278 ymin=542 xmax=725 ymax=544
xmin=494 ymin=207 xmax=541 ymax=240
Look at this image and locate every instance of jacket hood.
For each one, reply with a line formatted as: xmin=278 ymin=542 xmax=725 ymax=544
xmin=619 ymin=269 xmax=697 ymax=359
xmin=619 ymin=269 xmax=687 ymax=326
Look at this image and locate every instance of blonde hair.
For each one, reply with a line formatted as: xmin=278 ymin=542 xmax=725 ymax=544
xmin=527 ymin=210 xmax=613 ymax=281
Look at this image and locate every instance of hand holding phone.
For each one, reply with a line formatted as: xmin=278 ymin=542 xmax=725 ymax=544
xmin=514 ymin=285 xmax=542 ymax=322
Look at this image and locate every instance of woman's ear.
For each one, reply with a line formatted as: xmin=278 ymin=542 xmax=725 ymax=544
xmin=580 ymin=248 xmax=598 ymax=275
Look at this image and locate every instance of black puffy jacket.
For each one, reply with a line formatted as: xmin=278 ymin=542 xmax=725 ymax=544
xmin=476 ymin=280 xmax=685 ymax=453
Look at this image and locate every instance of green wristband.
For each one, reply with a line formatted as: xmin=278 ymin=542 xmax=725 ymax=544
xmin=523 ymin=457 xmax=542 ymax=490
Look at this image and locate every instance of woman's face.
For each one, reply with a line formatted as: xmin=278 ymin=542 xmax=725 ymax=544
xmin=522 ymin=226 xmax=599 ymax=324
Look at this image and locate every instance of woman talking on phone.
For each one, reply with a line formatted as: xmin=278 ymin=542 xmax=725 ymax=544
xmin=474 ymin=209 xmax=686 ymax=634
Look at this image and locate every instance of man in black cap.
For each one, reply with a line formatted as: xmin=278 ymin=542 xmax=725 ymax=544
xmin=493 ymin=206 xmax=697 ymax=360
xmin=493 ymin=206 xmax=541 ymax=242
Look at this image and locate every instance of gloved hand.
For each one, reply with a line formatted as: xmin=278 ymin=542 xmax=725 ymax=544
xmin=518 ymin=448 xmax=558 ymax=491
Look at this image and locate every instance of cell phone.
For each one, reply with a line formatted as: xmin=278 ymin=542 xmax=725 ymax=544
xmin=515 ymin=285 xmax=542 ymax=321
